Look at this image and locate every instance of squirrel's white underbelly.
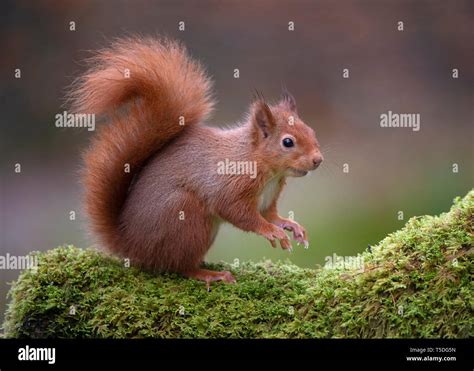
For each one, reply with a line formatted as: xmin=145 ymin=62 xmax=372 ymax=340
xmin=257 ymin=176 xmax=281 ymax=212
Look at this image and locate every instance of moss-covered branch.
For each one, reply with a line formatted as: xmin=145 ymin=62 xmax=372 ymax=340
xmin=3 ymin=191 xmax=473 ymax=338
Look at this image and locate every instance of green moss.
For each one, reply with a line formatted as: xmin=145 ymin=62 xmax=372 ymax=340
xmin=3 ymin=190 xmax=473 ymax=338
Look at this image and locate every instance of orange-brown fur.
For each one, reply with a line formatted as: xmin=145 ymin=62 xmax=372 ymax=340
xmin=70 ymin=36 xmax=322 ymax=286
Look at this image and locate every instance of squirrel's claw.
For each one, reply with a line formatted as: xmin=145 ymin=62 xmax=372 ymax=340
xmin=280 ymin=237 xmax=292 ymax=251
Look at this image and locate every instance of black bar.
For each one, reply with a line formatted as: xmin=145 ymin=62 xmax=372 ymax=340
xmin=0 ymin=339 xmax=471 ymax=368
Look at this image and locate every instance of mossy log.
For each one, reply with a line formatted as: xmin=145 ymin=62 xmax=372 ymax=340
xmin=3 ymin=191 xmax=473 ymax=338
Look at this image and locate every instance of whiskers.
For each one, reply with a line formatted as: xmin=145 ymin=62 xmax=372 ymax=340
xmin=315 ymin=142 xmax=345 ymax=179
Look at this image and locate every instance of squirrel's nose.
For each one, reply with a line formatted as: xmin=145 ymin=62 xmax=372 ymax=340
xmin=312 ymin=155 xmax=323 ymax=169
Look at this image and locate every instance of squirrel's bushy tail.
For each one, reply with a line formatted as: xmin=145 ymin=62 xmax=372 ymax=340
xmin=69 ymin=36 xmax=214 ymax=251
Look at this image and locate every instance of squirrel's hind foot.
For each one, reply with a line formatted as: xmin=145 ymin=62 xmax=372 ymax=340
xmin=184 ymin=269 xmax=236 ymax=291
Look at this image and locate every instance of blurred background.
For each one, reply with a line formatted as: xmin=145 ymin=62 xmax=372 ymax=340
xmin=1 ymin=0 xmax=473 ymax=324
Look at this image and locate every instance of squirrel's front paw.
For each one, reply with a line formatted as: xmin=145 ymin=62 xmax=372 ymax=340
xmin=262 ymin=226 xmax=291 ymax=251
xmin=279 ymin=220 xmax=309 ymax=248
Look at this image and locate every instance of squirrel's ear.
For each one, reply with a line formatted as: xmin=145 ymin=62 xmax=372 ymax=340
xmin=281 ymin=88 xmax=297 ymax=113
xmin=252 ymin=99 xmax=275 ymax=139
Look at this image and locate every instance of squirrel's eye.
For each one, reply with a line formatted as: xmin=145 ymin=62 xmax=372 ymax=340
xmin=282 ymin=137 xmax=294 ymax=148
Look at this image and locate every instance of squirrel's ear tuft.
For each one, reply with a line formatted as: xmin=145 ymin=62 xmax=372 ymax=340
xmin=252 ymin=96 xmax=275 ymax=139
xmin=281 ymin=88 xmax=297 ymax=113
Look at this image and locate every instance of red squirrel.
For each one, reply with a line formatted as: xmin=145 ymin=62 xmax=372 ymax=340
xmin=69 ymin=36 xmax=323 ymax=288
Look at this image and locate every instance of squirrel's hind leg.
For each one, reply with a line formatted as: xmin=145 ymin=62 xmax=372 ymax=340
xmin=184 ymin=269 xmax=236 ymax=291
